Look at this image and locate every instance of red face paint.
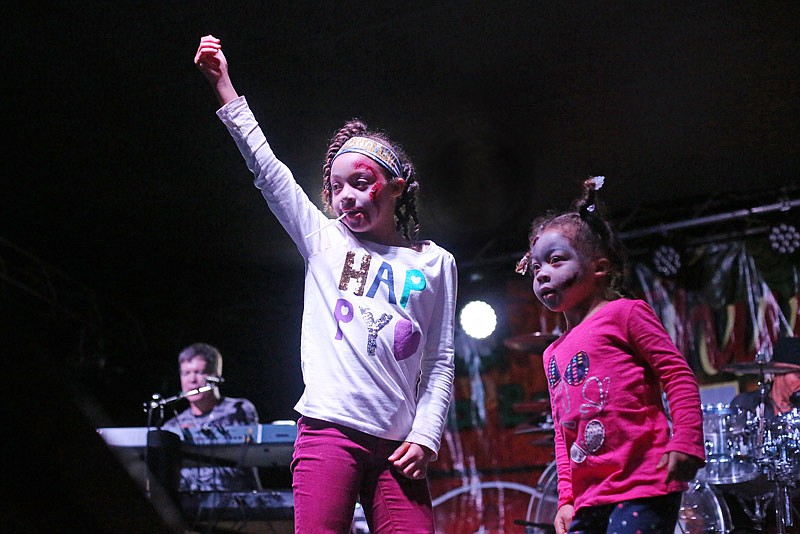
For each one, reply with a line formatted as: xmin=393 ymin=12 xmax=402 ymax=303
xmin=370 ymin=181 xmax=384 ymax=202
xmin=353 ymin=161 xmax=379 ymax=175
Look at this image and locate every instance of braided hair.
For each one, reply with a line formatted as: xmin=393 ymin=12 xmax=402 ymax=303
xmin=321 ymin=119 xmax=420 ymax=242
xmin=516 ymin=177 xmax=629 ymax=300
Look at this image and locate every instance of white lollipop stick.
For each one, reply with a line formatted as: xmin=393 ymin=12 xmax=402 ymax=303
xmin=304 ymin=212 xmax=348 ymax=239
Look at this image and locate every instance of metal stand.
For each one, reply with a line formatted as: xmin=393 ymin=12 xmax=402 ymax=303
xmin=143 ymin=382 xmax=218 ymax=426
xmin=762 ymin=464 xmax=797 ymax=534
xmin=140 ymin=383 xmax=219 ymax=509
xmin=737 ymin=493 xmax=769 ymax=532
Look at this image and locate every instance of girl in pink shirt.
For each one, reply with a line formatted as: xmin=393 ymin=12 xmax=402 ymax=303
xmin=517 ymin=177 xmax=705 ymax=534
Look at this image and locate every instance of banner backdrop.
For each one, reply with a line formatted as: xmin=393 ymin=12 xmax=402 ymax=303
xmin=429 ymin=240 xmax=799 ymax=533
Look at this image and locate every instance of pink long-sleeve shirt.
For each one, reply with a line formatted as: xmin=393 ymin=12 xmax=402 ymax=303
xmin=544 ymin=298 xmax=705 ymax=511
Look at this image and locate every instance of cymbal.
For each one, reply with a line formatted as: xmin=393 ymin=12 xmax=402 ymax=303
xmin=504 ymin=331 xmax=559 ymax=353
xmin=724 ymin=361 xmax=800 ymax=375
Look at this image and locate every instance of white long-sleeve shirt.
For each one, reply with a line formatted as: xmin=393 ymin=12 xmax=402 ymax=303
xmin=217 ymin=96 xmax=456 ymax=455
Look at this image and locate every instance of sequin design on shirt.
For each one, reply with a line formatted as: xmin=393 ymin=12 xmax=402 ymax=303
xmin=547 ymin=355 xmax=570 ymax=417
xmin=359 ymin=306 xmax=392 ymax=356
xmin=570 ymin=419 xmax=605 ymax=464
xmin=547 ymin=356 xmax=561 ymax=388
xmin=549 ymin=352 xmax=591 ymax=426
xmin=547 ymin=351 xmax=590 ymax=387
xmin=580 ymin=376 xmax=610 ymax=417
xmin=339 ymin=251 xmax=372 ymax=295
xmin=549 ymin=350 xmax=611 ymax=463
xmin=564 ymin=351 xmax=589 ymax=385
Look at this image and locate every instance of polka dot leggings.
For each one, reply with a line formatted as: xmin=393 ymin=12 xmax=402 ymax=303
xmin=568 ymin=492 xmax=682 ymax=534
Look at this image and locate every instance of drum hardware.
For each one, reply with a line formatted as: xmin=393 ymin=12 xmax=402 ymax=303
xmin=728 ymin=491 xmax=771 ymax=533
xmin=752 ymin=409 xmax=800 ymax=534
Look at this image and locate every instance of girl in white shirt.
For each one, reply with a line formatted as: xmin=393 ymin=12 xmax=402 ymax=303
xmin=194 ymin=35 xmax=457 ymax=534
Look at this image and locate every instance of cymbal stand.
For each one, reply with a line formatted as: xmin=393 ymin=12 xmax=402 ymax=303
xmin=755 ymin=375 xmax=768 ymax=451
xmin=748 ymin=361 xmax=772 ymax=532
xmin=753 ymin=351 xmax=771 ymax=453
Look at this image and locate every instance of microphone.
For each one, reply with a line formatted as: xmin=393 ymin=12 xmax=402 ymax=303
xmin=205 ymin=376 xmax=225 ymax=385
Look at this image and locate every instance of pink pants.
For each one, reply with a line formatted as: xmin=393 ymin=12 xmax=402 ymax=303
xmin=291 ymin=417 xmax=434 ymax=533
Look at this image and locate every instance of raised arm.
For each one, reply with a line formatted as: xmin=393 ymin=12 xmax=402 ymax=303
xmin=194 ymin=35 xmax=239 ymax=106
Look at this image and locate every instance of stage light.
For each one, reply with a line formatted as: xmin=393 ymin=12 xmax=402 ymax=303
xmin=652 ymin=245 xmax=681 ymax=277
xmin=459 ymin=300 xmax=497 ymax=339
xmin=769 ymin=224 xmax=799 ymax=254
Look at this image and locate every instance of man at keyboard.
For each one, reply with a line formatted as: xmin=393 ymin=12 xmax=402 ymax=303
xmin=162 ymin=342 xmax=262 ymax=492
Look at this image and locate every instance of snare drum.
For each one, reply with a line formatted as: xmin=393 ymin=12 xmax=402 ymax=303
xmin=696 ymin=404 xmax=759 ymax=485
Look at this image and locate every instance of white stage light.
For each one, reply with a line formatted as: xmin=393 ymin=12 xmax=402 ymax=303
xmin=460 ymin=300 xmax=497 ymax=339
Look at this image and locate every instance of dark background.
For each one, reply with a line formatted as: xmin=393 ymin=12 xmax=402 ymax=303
xmin=5 ymin=1 xmax=798 ymax=428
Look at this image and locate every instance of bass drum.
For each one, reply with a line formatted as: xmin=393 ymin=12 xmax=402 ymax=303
xmin=528 ymin=461 xmax=732 ymax=534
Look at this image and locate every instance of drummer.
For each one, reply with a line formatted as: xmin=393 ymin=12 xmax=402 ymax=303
xmin=731 ymin=336 xmax=800 ymax=420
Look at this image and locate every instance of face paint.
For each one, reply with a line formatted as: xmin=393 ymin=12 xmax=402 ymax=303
xmin=562 ymin=271 xmax=580 ymax=289
xmin=369 ymin=182 xmax=384 ymax=202
xmin=353 ymin=160 xmax=379 ymax=176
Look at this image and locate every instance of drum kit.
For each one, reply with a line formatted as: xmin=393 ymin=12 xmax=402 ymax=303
xmin=690 ymin=359 xmax=800 ymax=533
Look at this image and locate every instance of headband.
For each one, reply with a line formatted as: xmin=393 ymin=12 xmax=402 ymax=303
xmin=333 ymin=136 xmax=403 ymax=178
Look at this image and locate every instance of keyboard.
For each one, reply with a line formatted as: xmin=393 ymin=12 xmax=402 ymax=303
xmin=97 ymin=424 xmax=297 ymax=467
